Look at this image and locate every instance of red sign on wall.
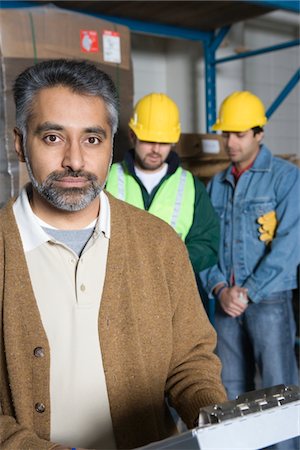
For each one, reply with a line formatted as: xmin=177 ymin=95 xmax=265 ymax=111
xmin=80 ymin=30 xmax=99 ymax=53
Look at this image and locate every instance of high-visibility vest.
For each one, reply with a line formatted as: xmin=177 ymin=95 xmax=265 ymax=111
xmin=106 ymin=163 xmax=195 ymax=240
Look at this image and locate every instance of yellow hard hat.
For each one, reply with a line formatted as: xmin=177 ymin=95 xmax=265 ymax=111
xmin=129 ymin=93 xmax=181 ymax=143
xmin=212 ymin=91 xmax=267 ymax=132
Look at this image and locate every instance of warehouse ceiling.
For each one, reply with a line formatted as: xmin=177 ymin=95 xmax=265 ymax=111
xmin=33 ymin=1 xmax=276 ymax=32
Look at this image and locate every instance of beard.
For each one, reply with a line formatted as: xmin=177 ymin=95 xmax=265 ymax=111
xmin=136 ymin=152 xmax=164 ymax=171
xmin=24 ymin=156 xmax=104 ymax=212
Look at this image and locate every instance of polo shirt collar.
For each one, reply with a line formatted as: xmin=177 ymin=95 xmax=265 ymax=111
xmin=13 ymin=184 xmax=111 ymax=252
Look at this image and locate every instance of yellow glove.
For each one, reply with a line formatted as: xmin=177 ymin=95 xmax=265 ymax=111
xmin=257 ymin=210 xmax=277 ymax=243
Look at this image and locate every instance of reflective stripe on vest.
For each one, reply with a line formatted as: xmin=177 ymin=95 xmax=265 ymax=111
xmin=106 ymin=162 xmax=195 ymax=241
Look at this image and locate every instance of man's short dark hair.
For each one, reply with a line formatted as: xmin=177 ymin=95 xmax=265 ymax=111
xmin=13 ymin=59 xmax=119 ymax=141
xmin=252 ymin=126 xmax=264 ymax=136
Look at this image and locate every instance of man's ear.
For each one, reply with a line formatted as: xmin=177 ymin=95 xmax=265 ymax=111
xmin=128 ymin=129 xmax=137 ymax=147
xmin=256 ymin=130 xmax=264 ymax=144
xmin=14 ymin=128 xmax=26 ymax=162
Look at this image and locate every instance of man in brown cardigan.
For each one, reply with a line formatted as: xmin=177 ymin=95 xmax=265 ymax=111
xmin=0 ymin=59 xmax=226 ymax=450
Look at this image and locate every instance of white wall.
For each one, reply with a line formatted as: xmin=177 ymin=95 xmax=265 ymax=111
xmin=131 ymin=10 xmax=300 ymax=156
xmin=244 ymin=13 xmax=300 ymax=155
xmin=131 ymin=33 xmax=204 ymax=132
xmin=131 ymin=34 xmax=168 ymax=100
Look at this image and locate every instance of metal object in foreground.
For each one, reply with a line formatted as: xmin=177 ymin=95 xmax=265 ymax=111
xmin=138 ymin=385 xmax=300 ymax=449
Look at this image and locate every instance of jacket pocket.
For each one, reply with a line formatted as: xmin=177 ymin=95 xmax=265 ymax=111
xmin=244 ymin=199 xmax=275 ymax=241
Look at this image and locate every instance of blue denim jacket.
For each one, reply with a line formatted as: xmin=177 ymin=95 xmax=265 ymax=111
xmin=200 ymin=145 xmax=300 ymax=303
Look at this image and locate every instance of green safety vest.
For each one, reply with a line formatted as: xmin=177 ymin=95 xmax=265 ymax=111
xmin=106 ymin=163 xmax=195 ymax=240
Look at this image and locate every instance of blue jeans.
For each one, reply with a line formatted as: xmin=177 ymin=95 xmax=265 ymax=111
xmin=215 ymin=290 xmax=299 ymax=450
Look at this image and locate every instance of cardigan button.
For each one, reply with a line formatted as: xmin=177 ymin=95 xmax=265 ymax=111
xmin=33 ymin=347 xmax=45 ymax=358
xmin=35 ymin=402 xmax=45 ymax=413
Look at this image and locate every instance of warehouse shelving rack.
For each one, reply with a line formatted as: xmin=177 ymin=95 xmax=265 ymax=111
xmin=2 ymin=0 xmax=299 ymax=131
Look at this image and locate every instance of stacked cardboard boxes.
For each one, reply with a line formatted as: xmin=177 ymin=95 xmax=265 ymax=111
xmin=176 ymin=133 xmax=299 ymax=185
xmin=0 ymin=5 xmax=133 ymax=206
xmin=176 ymin=133 xmax=230 ymax=185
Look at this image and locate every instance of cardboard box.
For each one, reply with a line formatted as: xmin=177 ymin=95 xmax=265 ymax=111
xmin=276 ymin=153 xmax=300 ymax=168
xmin=181 ymin=158 xmax=230 ymax=185
xmin=176 ymin=133 xmax=228 ymax=159
xmin=0 ymin=4 xmax=133 ymax=206
xmin=175 ymin=133 xmax=230 ymax=184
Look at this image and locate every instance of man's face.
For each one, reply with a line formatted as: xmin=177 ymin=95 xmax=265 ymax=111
xmin=222 ymin=129 xmax=263 ymax=170
xmin=133 ymin=138 xmax=172 ymax=172
xmin=15 ymin=86 xmax=113 ymax=212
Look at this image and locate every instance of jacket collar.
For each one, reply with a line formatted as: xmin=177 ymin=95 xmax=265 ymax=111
xmin=221 ymin=144 xmax=272 ymax=183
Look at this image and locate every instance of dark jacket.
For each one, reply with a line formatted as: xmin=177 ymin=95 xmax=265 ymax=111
xmin=118 ymin=149 xmax=220 ymax=273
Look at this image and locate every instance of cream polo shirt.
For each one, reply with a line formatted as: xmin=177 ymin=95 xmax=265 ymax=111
xmin=13 ymin=186 xmax=116 ymax=450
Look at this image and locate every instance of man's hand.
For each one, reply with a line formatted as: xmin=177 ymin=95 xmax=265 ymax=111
xmin=217 ymin=285 xmax=249 ymax=317
xmin=257 ymin=210 xmax=277 ymax=243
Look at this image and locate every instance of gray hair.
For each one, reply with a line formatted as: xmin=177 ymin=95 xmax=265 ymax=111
xmin=13 ymin=59 xmax=119 ymax=141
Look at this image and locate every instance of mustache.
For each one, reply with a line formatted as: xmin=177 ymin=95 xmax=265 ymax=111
xmin=147 ymin=152 xmax=161 ymax=157
xmin=45 ymin=169 xmax=98 ymax=183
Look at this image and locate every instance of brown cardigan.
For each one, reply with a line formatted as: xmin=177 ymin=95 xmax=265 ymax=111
xmin=0 ymin=192 xmax=226 ymax=450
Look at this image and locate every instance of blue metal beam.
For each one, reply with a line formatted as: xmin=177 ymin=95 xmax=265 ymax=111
xmin=245 ymin=1 xmax=300 ymax=13
xmin=204 ymin=43 xmax=217 ymax=133
xmin=209 ymin=26 xmax=231 ymax=54
xmin=266 ymin=69 xmax=300 ymax=118
xmin=214 ymin=39 xmax=300 ymax=65
xmin=204 ymin=26 xmax=231 ymax=132
xmin=1 ymin=1 xmax=35 ymax=7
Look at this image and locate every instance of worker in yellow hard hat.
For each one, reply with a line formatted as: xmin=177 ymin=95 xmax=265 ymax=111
xmin=106 ymin=92 xmax=220 ymax=282
xmin=212 ymin=90 xmax=267 ymax=132
xmin=200 ymin=91 xmax=300 ymax=450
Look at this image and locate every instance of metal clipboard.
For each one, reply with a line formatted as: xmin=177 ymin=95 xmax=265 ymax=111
xmin=138 ymin=385 xmax=300 ymax=450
